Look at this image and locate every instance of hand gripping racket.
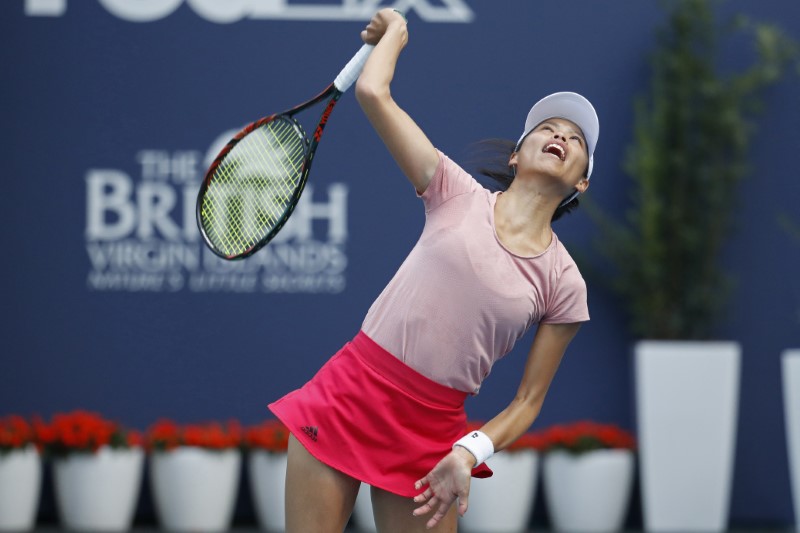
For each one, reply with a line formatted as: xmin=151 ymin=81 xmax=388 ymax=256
xmin=196 ymin=44 xmax=374 ymax=260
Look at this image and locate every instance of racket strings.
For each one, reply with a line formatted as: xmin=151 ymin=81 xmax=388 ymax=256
xmin=201 ymin=118 xmax=307 ymax=257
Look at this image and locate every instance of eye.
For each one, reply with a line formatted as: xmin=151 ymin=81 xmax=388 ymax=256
xmin=570 ymin=135 xmax=584 ymax=145
xmin=540 ymin=125 xmax=553 ymax=132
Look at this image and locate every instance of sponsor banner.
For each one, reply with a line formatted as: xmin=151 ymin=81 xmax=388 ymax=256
xmin=24 ymin=0 xmax=475 ymax=23
xmin=85 ymin=144 xmax=349 ymax=294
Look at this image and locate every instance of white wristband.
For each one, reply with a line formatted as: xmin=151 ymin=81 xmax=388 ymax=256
xmin=453 ymin=430 xmax=494 ymax=467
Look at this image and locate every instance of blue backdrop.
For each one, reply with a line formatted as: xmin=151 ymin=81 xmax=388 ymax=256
xmin=2 ymin=0 xmax=799 ymax=527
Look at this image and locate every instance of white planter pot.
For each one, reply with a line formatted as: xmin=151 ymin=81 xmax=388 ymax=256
xmin=460 ymin=450 xmax=539 ymax=533
xmin=248 ymin=451 xmax=287 ymax=531
xmin=53 ymin=446 xmax=143 ymax=531
xmin=0 ymin=446 xmax=41 ymax=531
xmin=783 ymin=349 xmax=800 ymax=532
xmin=353 ymin=483 xmax=377 ymax=532
xmin=543 ymin=449 xmax=634 ymax=532
xmin=150 ymin=447 xmax=241 ymax=532
xmin=635 ymin=340 xmax=741 ymax=532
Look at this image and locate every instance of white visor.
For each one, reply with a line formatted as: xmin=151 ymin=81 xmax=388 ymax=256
xmin=517 ymin=91 xmax=599 ymax=181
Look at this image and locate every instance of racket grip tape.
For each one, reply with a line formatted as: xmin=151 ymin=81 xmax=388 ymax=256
xmin=333 ymin=43 xmax=375 ymax=93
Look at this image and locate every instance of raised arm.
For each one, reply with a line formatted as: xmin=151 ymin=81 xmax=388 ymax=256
xmin=356 ymin=9 xmax=440 ymax=194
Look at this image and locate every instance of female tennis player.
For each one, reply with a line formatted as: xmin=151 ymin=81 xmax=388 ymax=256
xmin=269 ymin=8 xmax=598 ymax=532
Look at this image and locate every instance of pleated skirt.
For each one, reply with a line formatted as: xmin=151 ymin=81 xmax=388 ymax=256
xmin=268 ymin=330 xmax=492 ymax=497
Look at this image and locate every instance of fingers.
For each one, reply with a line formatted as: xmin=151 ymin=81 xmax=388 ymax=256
xmin=457 ymin=494 xmax=469 ymax=517
xmin=425 ymin=499 xmax=453 ymax=529
xmin=413 ymin=492 xmax=449 ymax=520
xmin=412 ymin=477 xmax=433 ymax=515
xmin=360 ymin=25 xmax=379 ymax=45
xmin=412 ymin=456 xmax=468 ymax=527
xmin=413 ymin=489 xmax=458 ymax=526
xmin=412 ymin=486 xmax=440 ymax=517
xmin=413 ymin=487 xmax=432 ymax=505
xmin=361 ymin=8 xmax=406 ymax=44
xmin=412 ymin=498 xmax=435 ymax=517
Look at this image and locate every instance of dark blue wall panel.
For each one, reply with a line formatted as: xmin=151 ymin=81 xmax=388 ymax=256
xmin=2 ymin=0 xmax=798 ymax=526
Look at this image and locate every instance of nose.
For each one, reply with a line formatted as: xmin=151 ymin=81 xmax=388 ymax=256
xmin=552 ymin=131 xmax=567 ymax=142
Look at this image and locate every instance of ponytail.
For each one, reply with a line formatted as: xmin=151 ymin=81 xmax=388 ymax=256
xmin=470 ymin=138 xmax=581 ymax=223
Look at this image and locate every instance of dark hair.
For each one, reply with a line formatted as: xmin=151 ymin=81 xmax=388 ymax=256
xmin=468 ymin=139 xmax=580 ymax=222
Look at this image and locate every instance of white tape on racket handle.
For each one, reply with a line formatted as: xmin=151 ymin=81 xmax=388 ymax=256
xmin=333 ymin=44 xmax=375 ymax=93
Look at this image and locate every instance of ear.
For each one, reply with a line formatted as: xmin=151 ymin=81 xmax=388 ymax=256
xmin=576 ymin=178 xmax=590 ymax=194
xmin=509 ymin=151 xmax=518 ymax=168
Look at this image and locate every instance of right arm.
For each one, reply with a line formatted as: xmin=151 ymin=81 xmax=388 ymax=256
xmin=356 ymin=9 xmax=439 ymax=194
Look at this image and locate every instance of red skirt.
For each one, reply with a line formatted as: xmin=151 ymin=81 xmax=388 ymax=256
xmin=268 ymin=331 xmax=492 ymax=497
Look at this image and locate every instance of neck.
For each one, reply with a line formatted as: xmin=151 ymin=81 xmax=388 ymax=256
xmin=494 ymin=186 xmax=556 ymax=255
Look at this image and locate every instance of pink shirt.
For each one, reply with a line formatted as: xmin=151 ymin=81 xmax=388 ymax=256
xmin=361 ymin=151 xmax=589 ymax=393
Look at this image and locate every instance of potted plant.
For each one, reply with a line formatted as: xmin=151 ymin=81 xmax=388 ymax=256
xmin=781 ymin=217 xmax=800 ymax=531
xmin=353 ymin=481 xmax=377 ymax=531
xmin=245 ymin=419 xmax=290 ymax=532
xmin=0 ymin=415 xmax=42 ymax=531
xmin=785 ymin=348 xmax=800 ymax=532
xmin=589 ymin=0 xmax=798 ymax=530
xmin=540 ymin=421 xmax=636 ymax=533
xmin=36 ymin=410 xmax=143 ymax=531
xmin=146 ymin=419 xmax=243 ymax=532
xmin=459 ymin=422 xmax=544 ymax=533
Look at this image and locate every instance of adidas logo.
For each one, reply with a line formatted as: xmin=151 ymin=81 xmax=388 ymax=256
xmin=301 ymin=425 xmax=318 ymax=442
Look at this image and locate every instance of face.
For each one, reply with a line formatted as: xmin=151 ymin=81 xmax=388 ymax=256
xmin=510 ymin=117 xmax=590 ymax=194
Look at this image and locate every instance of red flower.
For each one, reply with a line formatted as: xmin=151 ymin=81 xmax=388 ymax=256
xmin=147 ymin=419 xmax=181 ymax=450
xmin=0 ymin=415 xmax=35 ymax=452
xmin=461 ymin=420 xmax=636 ymax=456
xmin=146 ymin=419 xmax=242 ymax=451
xmin=245 ymin=419 xmax=290 ymax=452
xmin=126 ymin=430 xmax=143 ymax=447
xmin=539 ymin=420 xmax=636 ymax=455
xmin=507 ymin=431 xmax=547 ymax=452
xmin=35 ymin=411 xmax=140 ymax=456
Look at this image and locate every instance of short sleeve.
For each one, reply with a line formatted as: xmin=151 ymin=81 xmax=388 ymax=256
xmin=419 ymin=150 xmax=479 ymax=212
xmin=542 ymin=263 xmax=590 ymax=324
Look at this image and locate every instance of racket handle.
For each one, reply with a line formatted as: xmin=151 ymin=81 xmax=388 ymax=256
xmin=333 ymin=44 xmax=375 ymax=93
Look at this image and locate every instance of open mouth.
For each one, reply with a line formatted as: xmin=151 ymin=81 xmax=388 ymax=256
xmin=543 ymin=143 xmax=566 ymax=161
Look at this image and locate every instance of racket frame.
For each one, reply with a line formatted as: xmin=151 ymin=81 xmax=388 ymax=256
xmin=196 ymin=83 xmax=344 ymax=260
xmin=196 ymin=43 xmax=373 ymax=260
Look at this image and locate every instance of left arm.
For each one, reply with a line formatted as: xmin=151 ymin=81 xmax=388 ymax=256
xmin=413 ymin=322 xmax=582 ymax=528
xmin=480 ymin=321 xmax=581 ymax=450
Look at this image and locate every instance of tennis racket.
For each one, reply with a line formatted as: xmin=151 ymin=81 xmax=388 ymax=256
xmin=196 ymin=44 xmax=374 ymax=260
